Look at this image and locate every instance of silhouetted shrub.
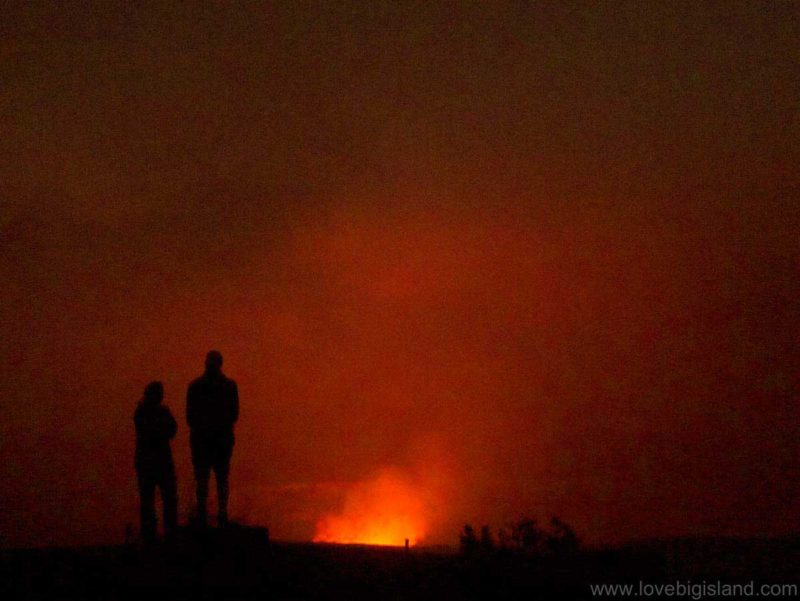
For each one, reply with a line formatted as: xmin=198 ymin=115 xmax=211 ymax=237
xmin=511 ymin=517 xmax=543 ymax=555
xmin=459 ymin=515 xmax=581 ymax=558
xmin=545 ymin=516 xmax=580 ymax=556
xmin=479 ymin=525 xmax=494 ymax=554
xmin=460 ymin=524 xmax=478 ymax=556
xmin=497 ymin=527 xmax=512 ymax=551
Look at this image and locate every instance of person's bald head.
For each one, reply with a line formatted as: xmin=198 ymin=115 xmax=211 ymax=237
xmin=205 ymin=350 xmax=223 ymax=375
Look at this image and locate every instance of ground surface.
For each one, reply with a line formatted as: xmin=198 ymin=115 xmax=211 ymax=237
xmin=2 ymin=527 xmax=799 ymax=600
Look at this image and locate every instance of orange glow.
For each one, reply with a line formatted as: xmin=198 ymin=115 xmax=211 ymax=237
xmin=313 ymin=469 xmax=428 ymax=546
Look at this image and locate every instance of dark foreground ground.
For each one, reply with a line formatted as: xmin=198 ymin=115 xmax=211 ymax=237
xmin=2 ymin=527 xmax=799 ymax=600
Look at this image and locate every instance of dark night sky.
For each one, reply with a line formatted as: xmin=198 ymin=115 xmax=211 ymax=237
xmin=1 ymin=1 xmax=798 ymax=548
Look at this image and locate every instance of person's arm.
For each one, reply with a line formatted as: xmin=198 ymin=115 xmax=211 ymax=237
xmin=133 ymin=405 xmax=142 ymax=435
xmin=231 ymin=381 xmax=239 ymax=425
xmin=186 ymin=382 xmax=196 ymax=429
xmin=165 ymin=408 xmax=178 ymax=440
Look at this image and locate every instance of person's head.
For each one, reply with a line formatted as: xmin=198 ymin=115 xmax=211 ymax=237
xmin=142 ymin=381 xmax=164 ymax=404
xmin=205 ymin=350 xmax=223 ymax=375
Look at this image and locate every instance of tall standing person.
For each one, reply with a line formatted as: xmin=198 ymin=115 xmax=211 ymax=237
xmin=186 ymin=350 xmax=239 ymax=527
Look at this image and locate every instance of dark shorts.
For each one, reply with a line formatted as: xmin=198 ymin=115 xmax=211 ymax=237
xmin=191 ymin=433 xmax=234 ymax=478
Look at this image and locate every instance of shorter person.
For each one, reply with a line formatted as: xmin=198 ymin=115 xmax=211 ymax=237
xmin=134 ymin=381 xmax=178 ymax=542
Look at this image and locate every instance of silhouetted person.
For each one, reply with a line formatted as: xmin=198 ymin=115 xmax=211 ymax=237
xmin=187 ymin=350 xmax=239 ymax=527
xmin=134 ymin=381 xmax=178 ymax=543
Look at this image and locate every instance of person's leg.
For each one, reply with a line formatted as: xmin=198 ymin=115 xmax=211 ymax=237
xmin=137 ymin=470 xmax=157 ymax=543
xmin=192 ymin=443 xmax=211 ymax=526
xmin=214 ymin=450 xmax=231 ymax=527
xmin=159 ymin=462 xmax=178 ymax=539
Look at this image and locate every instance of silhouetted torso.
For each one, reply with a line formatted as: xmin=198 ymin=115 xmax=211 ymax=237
xmin=134 ymin=401 xmax=177 ymax=470
xmin=186 ymin=372 xmax=239 ymax=444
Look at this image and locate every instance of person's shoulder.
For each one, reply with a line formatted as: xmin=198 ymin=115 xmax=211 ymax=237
xmin=188 ymin=375 xmax=205 ymax=389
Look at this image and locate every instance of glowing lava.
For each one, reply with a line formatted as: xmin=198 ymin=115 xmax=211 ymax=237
xmin=313 ymin=469 xmax=428 ymax=546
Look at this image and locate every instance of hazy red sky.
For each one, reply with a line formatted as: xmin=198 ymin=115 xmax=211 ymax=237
xmin=1 ymin=1 xmax=798 ymax=548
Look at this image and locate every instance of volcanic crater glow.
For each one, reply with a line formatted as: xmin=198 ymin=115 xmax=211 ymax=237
xmin=313 ymin=470 xmax=428 ymax=546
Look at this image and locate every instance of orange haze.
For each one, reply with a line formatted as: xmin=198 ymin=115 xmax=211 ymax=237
xmin=313 ymin=468 xmax=430 ymax=546
xmin=1 ymin=1 xmax=799 ymax=550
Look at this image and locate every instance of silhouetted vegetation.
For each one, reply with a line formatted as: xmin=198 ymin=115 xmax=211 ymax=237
xmin=480 ymin=525 xmax=494 ymax=554
xmin=459 ymin=524 xmax=478 ymax=556
xmin=511 ymin=517 xmax=542 ymax=554
xmin=546 ymin=516 xmax=580 ymax=555
xmin=460 ymin=515 xmax=581 ymax=558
